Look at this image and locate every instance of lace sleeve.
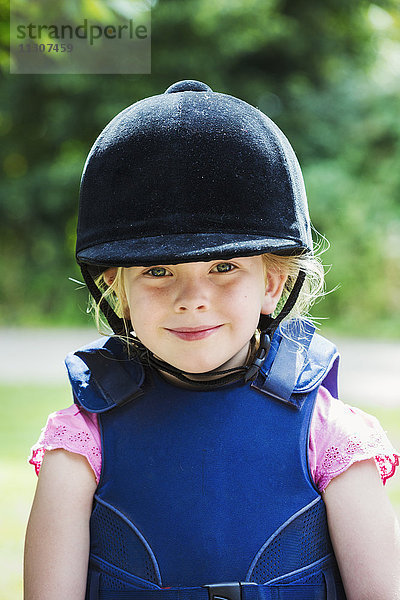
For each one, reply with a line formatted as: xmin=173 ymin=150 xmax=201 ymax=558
xmin=28 ymin=404 xmax=102 ymax=483
xmin=309 ymin=387 xmax=400 ymax=492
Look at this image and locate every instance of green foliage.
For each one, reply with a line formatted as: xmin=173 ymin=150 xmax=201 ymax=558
xmin=1 ymin=0 xmax=400 ymax=334
xmin=299 ymin=80 xmax=400 ymax=333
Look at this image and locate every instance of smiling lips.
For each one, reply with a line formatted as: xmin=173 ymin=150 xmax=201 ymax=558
xmin=165 ymin=325 xmax=223 ymax=341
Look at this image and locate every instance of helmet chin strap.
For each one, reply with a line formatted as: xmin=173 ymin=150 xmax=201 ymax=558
xmin=135 ymin=343 xmax=249 ymax=389
xmin=244 ymin=270 xmax=306 ymax=383
xmin=81 ymin=264 xmax=305 ymax=390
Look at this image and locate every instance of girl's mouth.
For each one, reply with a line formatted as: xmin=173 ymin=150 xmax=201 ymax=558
xmin=165 ymin=325 xmax=223 ymax=341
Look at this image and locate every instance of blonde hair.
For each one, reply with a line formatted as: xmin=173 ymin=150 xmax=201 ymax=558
xmin=89 ymin=251 xmax=325 ymax=343
xmin=261 ymin=252 xmax=325 ymax=321
xmin=90 ymin=268 xmax=130 ymax=338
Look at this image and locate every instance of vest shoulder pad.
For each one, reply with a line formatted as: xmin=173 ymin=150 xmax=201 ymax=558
xmin=254 ymin=320 xmax=339 ymax=408
xmin=65 ymin=336 xmax=145 ymax=413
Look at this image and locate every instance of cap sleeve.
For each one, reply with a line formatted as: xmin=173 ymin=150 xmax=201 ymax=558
xmin=28 ymin=404 xmax=102 ymax=484
xmin=309 ymin=386 xmax=400 ymax=492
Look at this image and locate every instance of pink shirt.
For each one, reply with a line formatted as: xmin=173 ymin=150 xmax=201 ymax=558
xmin=29 ymin=386 xmax=399 ymax=492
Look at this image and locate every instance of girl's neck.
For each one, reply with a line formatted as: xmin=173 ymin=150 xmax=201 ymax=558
xmin=154 ymin=336 xmax=258 ymax=389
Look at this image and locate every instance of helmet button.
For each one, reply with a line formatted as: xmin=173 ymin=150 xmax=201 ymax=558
xmin=164 ymin=80 xmax=212 ymax=94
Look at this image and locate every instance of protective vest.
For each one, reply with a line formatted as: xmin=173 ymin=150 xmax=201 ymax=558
xmin=65 ymin=321 xmax=347 ymax=600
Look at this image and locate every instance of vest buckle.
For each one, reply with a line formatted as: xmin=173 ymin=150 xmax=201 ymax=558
xmin=203 ymin=582 xmax=257 ymax=600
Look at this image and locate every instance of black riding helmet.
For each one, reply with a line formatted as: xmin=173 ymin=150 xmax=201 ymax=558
xmin=77 ymin=80 xmax=312 ymax=386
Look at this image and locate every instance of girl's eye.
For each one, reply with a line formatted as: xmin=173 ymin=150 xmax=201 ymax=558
xmin=146 ymin=267 xmax=169 ymax=277
xmin=213 ymin=263 xmax=236 ymax=273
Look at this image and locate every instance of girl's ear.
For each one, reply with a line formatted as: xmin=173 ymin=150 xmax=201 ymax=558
xmin=103 ymin=267 xmax=118 ymax=287
xmin=261 ymin=271 xmax=287 ymax=315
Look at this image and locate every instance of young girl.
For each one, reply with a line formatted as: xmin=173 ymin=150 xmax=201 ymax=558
xmin=24 ymin=80 xmax=400 ymax=600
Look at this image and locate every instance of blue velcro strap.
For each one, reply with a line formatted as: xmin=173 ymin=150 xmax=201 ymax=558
xmin=98 ymin=583 xmax=326 ymax=600
xmin=296 ymin=334 xmax=339 ymax=396
xmin=253 ymin=321 xmax=339 ymax=408
xmin=252 ymin=321 xmax=314 ymax=406
xmin=260 ymin=332 xmax=311 ymax=404
xmin=65 ymin=337 xmax=145 ymax=413
xmin=88 ymin=569 xmax=100 ymax=600
xmin=323 ymin=567 xmax=338 ymax=600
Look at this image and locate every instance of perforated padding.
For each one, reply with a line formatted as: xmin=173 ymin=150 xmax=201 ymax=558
xmin=250 ymin=499 xmax=333 ymax=583
xmin=90 ymin=501 xmax=159 ymax=584
xmin=101 ymin=572 xmax=132 ymax=591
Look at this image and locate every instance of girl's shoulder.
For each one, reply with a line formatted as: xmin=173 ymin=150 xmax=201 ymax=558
xmin=310 ymin=387 xmax=399 ymax=492
xmin=28 ymin=404 xmax=101 ymax=483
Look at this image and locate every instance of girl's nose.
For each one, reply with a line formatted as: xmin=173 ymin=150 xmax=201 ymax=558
xmin=173 ymin=277 xmax=210 ymax=312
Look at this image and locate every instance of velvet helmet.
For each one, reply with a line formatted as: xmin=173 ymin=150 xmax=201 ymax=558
xmin=77 ymin=79 xmax=312 ymax=355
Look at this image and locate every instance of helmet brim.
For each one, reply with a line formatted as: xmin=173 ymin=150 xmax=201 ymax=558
xmin=76 ymin=233 xmax=307 ymax=269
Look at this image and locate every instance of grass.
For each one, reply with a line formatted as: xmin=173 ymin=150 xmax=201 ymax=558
xmin=0 ymin=383 xmax=72 ymax=600
xmin=2 ymin=384 xmax=400 ymax=599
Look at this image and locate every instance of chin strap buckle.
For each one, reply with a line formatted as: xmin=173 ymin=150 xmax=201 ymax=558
xmin=244 ymin=331 xmax=271 ymax=383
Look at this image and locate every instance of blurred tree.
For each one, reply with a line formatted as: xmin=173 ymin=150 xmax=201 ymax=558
xmin=1 ymin=0 xmax=399 ymax=334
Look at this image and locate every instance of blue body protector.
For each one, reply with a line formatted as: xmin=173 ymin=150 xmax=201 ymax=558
xmin=66 ymin=322 xmax=347 ymax=600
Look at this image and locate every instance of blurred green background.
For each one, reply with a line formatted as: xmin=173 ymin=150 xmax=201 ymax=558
xmin=1 ymin=0 xmax=400 ymax=598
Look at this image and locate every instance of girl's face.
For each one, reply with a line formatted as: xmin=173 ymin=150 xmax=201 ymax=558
xmin=108 ymin=256 xmax=286 ymax=376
